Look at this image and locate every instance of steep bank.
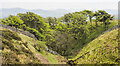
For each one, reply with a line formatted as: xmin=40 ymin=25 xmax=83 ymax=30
xmin=68 ymin=27 xmax=119 ymax=64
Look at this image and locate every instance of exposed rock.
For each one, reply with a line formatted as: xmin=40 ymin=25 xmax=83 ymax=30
xmin=45 ymin=47 xmax=58 ymax=55
xmin=1 ymin=24 xmax=37 ymax=40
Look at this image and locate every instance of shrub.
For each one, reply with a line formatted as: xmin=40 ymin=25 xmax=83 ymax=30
xmin=2 ymin=30 xmax=21 ymax=41
xmin=26 ymin=27 xmax=45 ymax=40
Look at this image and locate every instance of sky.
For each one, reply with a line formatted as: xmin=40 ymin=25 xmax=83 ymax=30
xmin=0 ymin=0 xmax=119 ymax=10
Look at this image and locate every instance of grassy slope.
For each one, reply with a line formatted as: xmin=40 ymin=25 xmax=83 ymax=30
xmin=68 ymin=20 xmax=118 ymax=58
xmin=18 ymin=32 xmax=67 ymax=64
xmin=2 ymin=28 xmax=66 ymax=64
xmin=69 ymin=27 xmax=119 ymax=64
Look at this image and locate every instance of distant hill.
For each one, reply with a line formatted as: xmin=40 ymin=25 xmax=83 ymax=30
xmin=0 ymin=8 xmax=69 ymax=18
xmin=0 ymin=8 xmax=118 ymax=19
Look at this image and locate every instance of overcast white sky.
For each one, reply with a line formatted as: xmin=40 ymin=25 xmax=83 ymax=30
xmin=0 ymin=0 xmax=119 ymax=10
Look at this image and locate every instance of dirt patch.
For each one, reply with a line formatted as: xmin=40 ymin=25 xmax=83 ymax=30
xmin=35 ymin=54 xmax=49 ymax=64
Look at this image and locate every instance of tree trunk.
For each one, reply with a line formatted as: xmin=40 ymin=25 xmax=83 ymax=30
xmin=96 ymin=21 xmax=98 ymax=27
xmin=90 ymin=16 xmax=92 ymax=25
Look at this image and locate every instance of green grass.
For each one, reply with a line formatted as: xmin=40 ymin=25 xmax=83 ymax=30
xmin=39 ymin=49 xmax=66 ymax=64
xmin=2 ymin=29 xmax=66 ymax=64
xmin=18 ymin=33 xmax=47 ymax=50
xmin=69 ymin=27 xmax=119 ymax=64
xmin=41 ymin=51 xmax=59 ymax=64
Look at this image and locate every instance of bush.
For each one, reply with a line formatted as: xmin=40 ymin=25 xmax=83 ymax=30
xmin=2 ymin=30 xmax=21 ymax=41
xmin=26 ymin=27 xmax=45 ymax=40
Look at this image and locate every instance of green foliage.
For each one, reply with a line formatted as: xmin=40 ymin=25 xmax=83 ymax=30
xmin=17 ymin=12 xmax=51 ymax=41
xmin=1 ymin=15 xmax=25 ymax=29
xmin=81 ymin=10 xmax=94 ymax=24
xmin=94 ymin=10 xmax=114 ymax=27
xmin=55 ymin=22 xmax=67 ymax=32
xmin=17 ymin=12 xmax=48 ymax=33
xmin=26 ymin=27 xmax=45 ymax=40
xmin=63 ymin=13 xmax=73 ymax=23
xmin=46 ymin=17 xmax=58 ymax=29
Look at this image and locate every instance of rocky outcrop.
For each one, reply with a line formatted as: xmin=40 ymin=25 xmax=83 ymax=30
xmin=46 ymin=47 xmax=58 ymax=55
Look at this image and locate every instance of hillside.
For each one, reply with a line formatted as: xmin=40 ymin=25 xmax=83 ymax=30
xmin=1 ymin=28 xmax=66 ymax=64
xmin=68 ymin=27 xmax=119 ymax=64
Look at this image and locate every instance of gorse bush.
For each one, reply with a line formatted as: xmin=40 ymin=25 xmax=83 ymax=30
xmin=2 ymin=30 xmax=21 ymax=41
